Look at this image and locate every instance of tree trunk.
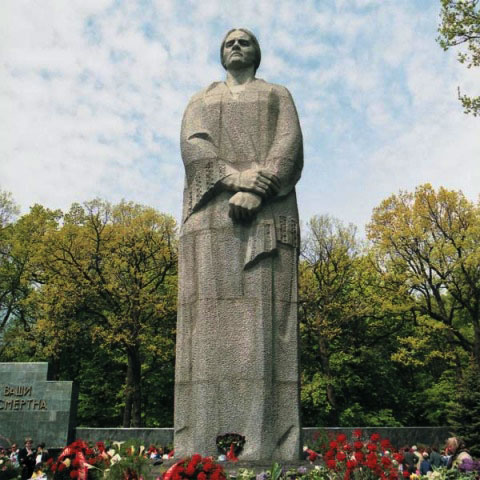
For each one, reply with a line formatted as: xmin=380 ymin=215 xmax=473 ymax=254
xmin=123 ymin=346 xmax=142 ymax=427
xmin=123 ymin=359 xmax=133 ymax=428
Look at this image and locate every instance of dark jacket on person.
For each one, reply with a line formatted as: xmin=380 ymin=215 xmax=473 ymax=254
xmin=420 ymin=459 xmax=433 ymax=475
xmin=430 ymin=451 xmax=444 ymax=468
xmin=18 ymin=448 xmax=36 ymax=480
xmin=404 ymin=451 xmax=417 ymax=473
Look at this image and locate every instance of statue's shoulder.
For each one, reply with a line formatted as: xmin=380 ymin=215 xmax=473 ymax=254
xmin=189 ymin=82 xmax=224 ymax=104
xmin=254 ymin=79 xmax=292 ymax=98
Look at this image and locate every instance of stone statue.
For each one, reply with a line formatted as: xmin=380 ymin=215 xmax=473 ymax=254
xmin=174 ymin=28 xmax=303 ymax=462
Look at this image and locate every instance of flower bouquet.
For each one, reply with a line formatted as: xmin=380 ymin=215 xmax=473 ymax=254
xmin=46 ymin=440 xmax=107 ymax=480
xmin=215 ymin=434 xmax=245 ymax=461
xmin=163 ymin=454 xmax=226 ymax=480
xmin=0 ymin=456 xmax=21 ymax=480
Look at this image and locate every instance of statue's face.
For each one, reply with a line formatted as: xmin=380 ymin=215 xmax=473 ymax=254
xmin=222 ymin=30 xmax=256 ymax=70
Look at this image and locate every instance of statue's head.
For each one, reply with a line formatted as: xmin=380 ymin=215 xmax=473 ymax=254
xmin=220 ymin=28 xmax=261 ymax=72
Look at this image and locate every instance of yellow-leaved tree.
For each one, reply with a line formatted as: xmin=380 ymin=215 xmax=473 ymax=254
xmin=34 ymin=199 xmax=177 ymax=427
xmin=367 ymin=184 xmax=480 ymax=369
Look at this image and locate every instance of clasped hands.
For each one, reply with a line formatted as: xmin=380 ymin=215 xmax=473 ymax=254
xmin=221 ymin=169 xmax=280 ymax=221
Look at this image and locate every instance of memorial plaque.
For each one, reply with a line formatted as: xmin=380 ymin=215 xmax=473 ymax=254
xmin=0 ymin=362 xmax=77 ymax=448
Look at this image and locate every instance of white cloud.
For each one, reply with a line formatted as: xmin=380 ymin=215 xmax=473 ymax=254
xmin=0 ymin=0 xmax=478 ymax=234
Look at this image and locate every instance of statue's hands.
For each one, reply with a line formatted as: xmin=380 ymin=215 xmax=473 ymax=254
xmin=222 ymin=169 xmax=280 ymax=197
xmin=229 ymin=192 xmax=262 ymax=222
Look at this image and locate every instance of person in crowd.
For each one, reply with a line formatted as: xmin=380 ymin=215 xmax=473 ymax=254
xmin=35 ymin=443 xmax=48 ymax=465
xmin=429 ymin=445 xmax=444 ymax=468
xmin=18 ymin=438 xmax=36 ymax=480
xmin=412 ymin=445 xmax=422 ymax=472
xmin=9 ymin=443 xmax=19 ymax=465
xmin=420 ymin=451 xmax=433 ymax=475
xmin=403 ymin=446 xmax=417 ymax=474
xmin=445 ymin=437 xmax=472 ymax=469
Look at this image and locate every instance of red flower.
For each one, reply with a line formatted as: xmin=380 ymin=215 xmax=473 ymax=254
xmin=393 ymin=453 xmax=404 ymax=463
xmin=58 ymin=463 xmax=65 ymax=472
xmin=402 ymin=470 xmax=410 ymax=478
xmin=354 ymin=441 xmax=364 ymax=450
xmin=381 ymin=439 xmax=391 ymax=450
xmin=336 ymin=452 xmax=346 ymax=462
xmin=329 ymin=441 xmax=338 ymax=450
xmin=73 ymin=458 xmax=82 ymax=467
xmin=173 ymin=473 xmax=182 ymax=480
xmin=346 ymin=460 xmax=357 ymax=470
xmin=70 ymin=470 xmax=79 ymax=479
xmin=366 ymin=453 xmax=378 ymax=469
xmin=353 ymin=429 xmax=362 ymax=438
xmin=96 ymin=442 xmax=106 ymax=453
xmin=370 ymin=433 xmax=380 ymax=443
xmin=185 ymin=463 xmax=196 ymax=476
xmin=51 ymin=464 xmax=57 ymax=473
xmin=343 ymin=443 xmax=352 ymax=452
xmin=354 ymin=452 xmax=364 ymax=463
xmin=307 ymin=450 xmax=317 ymax=462
xmin=326 ymin=459 xmax=337 ymax=470
xmin=198 ymin=473 xmax=207 ymax=480
xmin=203 ymin=462 xmax=214 ymax=473
xmin=46 ymin=458 xmax=54 ymax=466
xmin=367 ymin=443 xmax=378 ymax=452
xmin=325 ymin=450 xmax=335 ymax=460
xmin=191 ymin=454 xmax=202 ymax=465
xmin=337 ymin=434 xmax=347 ymax=443
xmin=381 ymin=456 xmax=392 ymax=467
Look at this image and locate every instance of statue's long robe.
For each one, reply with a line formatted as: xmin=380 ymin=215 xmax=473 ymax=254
xmin=174 ymin=79 xmax=303 ymax=461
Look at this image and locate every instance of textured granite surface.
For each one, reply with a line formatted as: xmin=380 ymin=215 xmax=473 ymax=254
xmin=174 ymin=29 xmax=303 ymax=462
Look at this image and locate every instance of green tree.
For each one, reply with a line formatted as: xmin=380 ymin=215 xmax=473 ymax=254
xmin=300 ymin=215 xmax=413 ymax=426
xmin=367 ymin=184 xmax=480 ymax=369
xmin=33 ymin=199 xmax=178 ymax=427
xmin=0 ymin=201 xmax=59 ymax=346
xmin=438 ymin=0 xmax=480 ymax=115
xmin=448 ymin=358 xmax=480 ymax=457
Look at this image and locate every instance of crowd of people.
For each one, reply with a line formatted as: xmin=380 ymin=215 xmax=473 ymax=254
xmin=400 ymin=437 xmax=474 ymax=475
xmin=0 ymin=438 xmax=49 ymax=480
xmin=0 ymin=435 xmax=477 ymax=480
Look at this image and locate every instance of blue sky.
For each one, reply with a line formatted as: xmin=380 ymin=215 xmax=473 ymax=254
xmin=1 ymin=0 xmax=479 ymax=233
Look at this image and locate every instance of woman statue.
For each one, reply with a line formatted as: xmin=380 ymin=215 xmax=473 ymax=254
xmin=174 ymin=28 xmax=303 ymax=461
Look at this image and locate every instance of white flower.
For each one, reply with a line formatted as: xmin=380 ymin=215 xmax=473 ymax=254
xmin=107 ymin=449 xmax=116 ymax=458
xmin=111 ymin=454 xmax=122 ymax=465
xmin=162 ymin=454 xmax=169 ymax=460
xmin=218 ymin=455 xmax=227 ymax=462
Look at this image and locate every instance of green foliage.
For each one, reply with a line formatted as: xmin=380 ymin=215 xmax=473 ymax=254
xmin=300 ymin=215 xmax=418 ymax=426
xmin=104 ymin=441 xmax=151 ymax=480
xmin=367 ymin=184 xmax=480 ymax=370
xmin=448 ymin=359 xmax=480 ymax=456
xmin=438 ymin=0 xmax=480 ymax=115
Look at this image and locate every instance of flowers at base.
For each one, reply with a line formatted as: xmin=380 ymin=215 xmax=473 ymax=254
xmin=304 ymin=431 xmax=405 ymax=480
xmin=163 ymin=454 xmax=226 ymax=480
xmin=302 ymin=446 xmax=318 ymax=463
xmin=215 ymin=434 xmax=245 ymax=461
xmin=46 ymin=439 xmax=106 ymax=480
